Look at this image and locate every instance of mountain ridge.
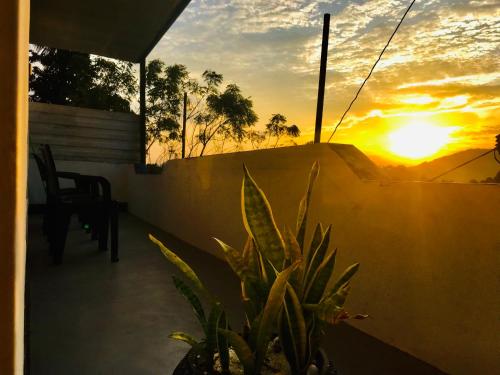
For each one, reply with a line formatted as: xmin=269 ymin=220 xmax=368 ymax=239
xmin=370 ymin=148 xmax=499 ymax=183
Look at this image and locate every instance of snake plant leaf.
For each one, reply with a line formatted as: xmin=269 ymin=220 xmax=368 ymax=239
xmin=324 ymin=263 xmax=359 ymax=302
xmin=247 ymin=311 xmax=262 ymax=352
xmin=206 ymin=302 xmax=223 ymax=358
xmin=305 ymin=223 xmax=323 ymax=263
xmin=255 ymin=262 xmax=299 ymax=372
xmin=283 ymin=225 xmax=303 ymax=263
xmin=329 ymin=282 xmax=351 ymax=307
xmin=306 ymin=314 xmax=321 ymax=368
xmin=307 ymin=283 xmax=352 ymax=324
xmin=258 ymin=251 xmax=277 ymax=287
xmin=217 ymin=311 xmax=230 ymax=372
xmin=302 ymin=303 xmax=344 ymax=325
xmin=214 ymin=238 xmax=248 ymax=280
xmin=169 ymin=331 xmax=199 ymax=347
xmin=243 ymin=236 xmax=260 ymax=279
xmin=280 ymin=285 xmax=307 ymax=374
xmin=304 ymin=248 xmax=337 ymax=304
xmin=353 ymin=314 xmax=369 ymax=320
xmin=241 ymin=164 xmax=285 ymax=270
xmin=149 ymin=234 xmax=213 ymax=302
xmin=283 ymin=226 xmax=304 ymax=292
xmin=303 ymin=225 xmax=332 ymax=292
xmin=296 ymin=161 xmax=320 ymax=250
xmin=218 ymin=329 xmax=255 ymax=375
xmin=242 ymin=277 xmax=268 ymax=323
xmin=172 ymin=275 xmax=207 ymax=332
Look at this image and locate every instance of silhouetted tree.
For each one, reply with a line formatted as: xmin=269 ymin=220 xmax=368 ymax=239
xmin=265 ymin=113 xmax=301 ymax=147
xmin=247 ymin=130 xmax=267 ymax=150
xmin=194 ymin=84 xmax=258 ymax=156
xmin=29 ymin=46 xmax=136 ymax=112
xmin=144 ymin=61 xmax=234 ymax=161
xmin=145 ymin=61 xmax=189 ymax=159
xmin=481 ymin=171 xmax=500 ymax=183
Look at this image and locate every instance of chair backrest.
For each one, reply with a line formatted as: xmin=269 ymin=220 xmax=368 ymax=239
xmin=32 ymin=152 xmax=48 ymax=193
xmin=39 ymin=144 xmax=60 ymax=198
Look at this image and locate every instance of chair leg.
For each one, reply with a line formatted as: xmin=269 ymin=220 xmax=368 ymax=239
xmin=110 ymin=201 xmax=119 ymax=262
xmin=90 ymin=219 xmax=99 ymax=240
xmin=42 ymin=209 xmax=49 ymax=238
xmin=52 ymin=209 xmax=71 ymax=265
xmin=97 ymin=204 xmax=109 ymax=252
xmin=46 ymin=205 xmax=58 ymax=253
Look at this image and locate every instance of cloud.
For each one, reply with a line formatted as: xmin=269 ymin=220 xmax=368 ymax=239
xmin=151 ymin=0 xmax=500 ymax=155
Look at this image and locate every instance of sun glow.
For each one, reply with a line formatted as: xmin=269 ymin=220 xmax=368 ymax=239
xmin=388 ymin=121 xmax=458 ymax=159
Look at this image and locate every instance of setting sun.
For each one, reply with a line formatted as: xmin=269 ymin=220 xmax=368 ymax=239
xmin=388 ymin=121 xmax=458 ymax=160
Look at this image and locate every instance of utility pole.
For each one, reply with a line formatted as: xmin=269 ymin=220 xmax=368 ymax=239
xmin=182 ymin=92 xmax=187 ymax=158
xmin=139 ymin=60 xmax=146 ymax=163
xmin=314 ymin=13 xmax=330 ymax=144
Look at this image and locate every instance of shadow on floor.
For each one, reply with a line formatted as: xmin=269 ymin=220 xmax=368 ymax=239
xmin=27 ymin=213 xmax=446 ymax=374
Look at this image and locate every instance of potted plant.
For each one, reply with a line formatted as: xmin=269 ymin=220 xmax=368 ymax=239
xmin=150 ymin=162 xmax=365 ymax=374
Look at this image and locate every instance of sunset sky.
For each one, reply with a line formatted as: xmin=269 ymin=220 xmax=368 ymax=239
xmin=149 ymin=0 xmax=499 ymax=164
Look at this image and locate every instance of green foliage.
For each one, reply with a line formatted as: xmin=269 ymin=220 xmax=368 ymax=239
xmin=218 ymin=329 xmax=255 ymax=374
xmin=215 ymin=162 xmax=364 ymax=374
xmin=151 ymin=163 xmax=363 ymax=374
xmin=221 ymin=263 xmax=297 ymax=375
xmin=149 ymin=235 xmax=229 ymax=373
xmin=169 ymin=331 xmax=199 ymax=347
xmin=241 ymin=165 xmax=285 ymax=271
xmin=145 ymin=61 xmax=188 ymax=160
xmin=254 ymin=263 xmax=298 ymax=372
xmin=29 ymin=46 xmax=137 ymax=112
xmin=172 ymin=276 xmax=207 ymax=330
xmin=145 ymin=61 xmax=257 ymax=161
xmin=195 ymin=84 xmax=258 ymax=156
xmin=149 ymin=234 xmax=212 ymax=301
xmin=296 ymin=162 xmax=320 ymax=249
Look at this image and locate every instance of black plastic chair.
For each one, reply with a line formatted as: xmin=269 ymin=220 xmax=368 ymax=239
xmin=37 ymin=144 xmax=118 ymax=263
xmin=32 ymin=152 xmax=92 ymax=236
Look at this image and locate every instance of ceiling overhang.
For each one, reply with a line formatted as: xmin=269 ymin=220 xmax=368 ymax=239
xmin=30 ymin=0 xmax=191 ymax=62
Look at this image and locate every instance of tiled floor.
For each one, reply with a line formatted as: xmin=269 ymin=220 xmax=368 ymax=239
xmin=27 ymin=213 xmax=446 ymax=374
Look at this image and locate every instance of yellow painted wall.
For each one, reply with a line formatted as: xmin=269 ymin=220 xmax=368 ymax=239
xmin=128 ymin=144 xmax=500 ymax=375
xmin=0 ymin=0 xmax=29 ymax=373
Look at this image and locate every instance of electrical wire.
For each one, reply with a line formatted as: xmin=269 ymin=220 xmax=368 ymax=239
xmin=427 ymin=148 xmax=495 ymax=182
xmin=327 ymin=0 xmax=417 ymax=143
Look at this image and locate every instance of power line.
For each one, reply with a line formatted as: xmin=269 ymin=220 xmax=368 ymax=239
xmin=429 ymin=134 xmax=500 ymax=181
xmin=427 ymin=148 xmax=495 ymax=182
xmin=327 ymin=0 xmax=417 ymax=143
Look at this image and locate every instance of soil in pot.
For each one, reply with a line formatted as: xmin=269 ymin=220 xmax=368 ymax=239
xmin=173 ymin=347 xmax=339 ymax=375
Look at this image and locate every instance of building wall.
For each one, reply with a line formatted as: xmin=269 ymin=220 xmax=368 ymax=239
xmin=29 ymin=102 xmax=140 ymax=163
xmin=128 ymin=144 xmax=500 ymax=375
xmin=28 ymin=102 xmax=140 ymax=205
xmin=0 ymin=0 xmax=29 ymax=373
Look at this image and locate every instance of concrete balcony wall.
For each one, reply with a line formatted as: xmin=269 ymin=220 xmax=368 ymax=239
xmin=127 ymin=143 xmax=500 ymax=375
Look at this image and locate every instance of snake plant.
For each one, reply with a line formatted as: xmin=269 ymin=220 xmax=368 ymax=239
xmin=149 ymin=233 xmax=298 ymax=374
xmin=149 ymin=234 xmax=231 ymax=373
xmin=215 ymin=162 xmax=364 ymax=374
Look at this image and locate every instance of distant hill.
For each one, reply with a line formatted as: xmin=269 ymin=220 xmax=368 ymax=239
xmin=375 ymin=149 xmax=500 ymax=183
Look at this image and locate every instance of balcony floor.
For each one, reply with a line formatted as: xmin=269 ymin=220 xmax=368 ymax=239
xmin=27 ymin=213 xmax=446 ymax=374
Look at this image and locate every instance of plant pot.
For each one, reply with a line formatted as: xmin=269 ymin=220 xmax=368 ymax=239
xmin=134 ymin=163 xmax=163 ymax=174
xmin=311 ymin=348 xmax=338 ymax=375
xmin=172 ymin=348 xmax=339 ymax=375
xmin=173 ymin=346 xmax=213 ymax=375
